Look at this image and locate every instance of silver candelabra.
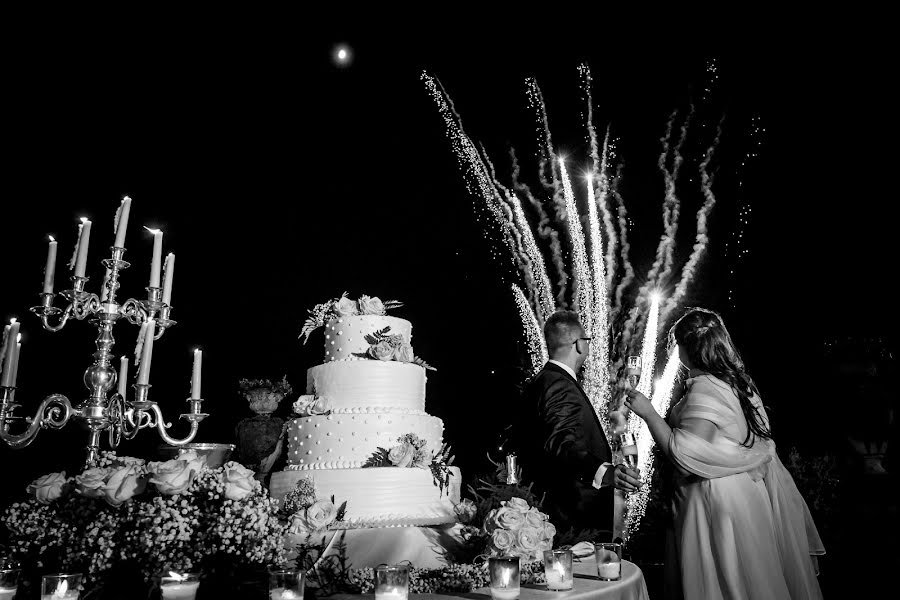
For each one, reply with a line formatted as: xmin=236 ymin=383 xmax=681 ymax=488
xmin=0 ymin=239 xmax=207 ymax=466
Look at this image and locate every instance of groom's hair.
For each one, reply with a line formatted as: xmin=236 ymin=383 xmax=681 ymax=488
xmin=544 ymin=310 xmax=582 ymax=356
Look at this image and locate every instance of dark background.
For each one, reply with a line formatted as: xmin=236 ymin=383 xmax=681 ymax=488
xmin=1 ymin=22 xmax=895 ymax=535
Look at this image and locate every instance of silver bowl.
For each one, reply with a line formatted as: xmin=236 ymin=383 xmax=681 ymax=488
xmin=157 ymin=442 xmax=236 ymax=468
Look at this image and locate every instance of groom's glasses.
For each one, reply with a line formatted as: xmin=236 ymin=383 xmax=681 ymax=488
xmin=574 ymin=336 xmax=592 ymax=344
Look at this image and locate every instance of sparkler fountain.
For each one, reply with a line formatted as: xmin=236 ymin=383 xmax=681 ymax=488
xmin=425 ymin=61 xmax=739 ymax=539
xmin=0 ymin=197 xmax=207 ymax=467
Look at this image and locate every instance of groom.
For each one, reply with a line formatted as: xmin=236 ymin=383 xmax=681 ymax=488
xmin=513 ymin=310 xmax=641 ymax=537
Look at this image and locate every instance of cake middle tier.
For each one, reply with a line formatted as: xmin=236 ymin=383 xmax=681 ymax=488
xmin=286 ymin=413 xmax=445 ymax=469
xmin=307 ymin=360 xmax=426 ymax=413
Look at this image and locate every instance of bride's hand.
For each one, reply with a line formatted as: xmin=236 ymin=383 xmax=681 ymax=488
xmin=624 ymin=389 xmax=655 ymax=419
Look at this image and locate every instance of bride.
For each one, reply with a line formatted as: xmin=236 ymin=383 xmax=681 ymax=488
xmin=625 ymin=308 xmax=824 ymax=600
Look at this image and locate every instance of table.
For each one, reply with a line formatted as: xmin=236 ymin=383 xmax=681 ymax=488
xmin=330 ymin=557 xmax=649 ymax=600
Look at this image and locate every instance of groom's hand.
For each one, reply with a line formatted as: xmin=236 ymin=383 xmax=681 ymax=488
xmin=611 ymin=464 xmax=642 ymax=492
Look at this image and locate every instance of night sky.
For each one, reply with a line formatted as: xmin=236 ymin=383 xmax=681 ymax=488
xmin=1 ymin=27 xmax=895 ymax=500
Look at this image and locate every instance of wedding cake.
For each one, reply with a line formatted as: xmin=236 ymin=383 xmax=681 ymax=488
xmin=269 ymin=294 xmax=463 ymax=565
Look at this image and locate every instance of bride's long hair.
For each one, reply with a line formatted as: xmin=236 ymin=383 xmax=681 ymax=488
xmin=669 ymin=308 xmax=772 ymax=447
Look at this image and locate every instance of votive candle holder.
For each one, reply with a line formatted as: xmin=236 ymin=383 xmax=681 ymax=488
xmin=269 ymin=567 xmax=305 ymax=599
xmin=160 ymin=572 xmax=200 ymax=600
xmin=595 ymin=542 xmax=623 ymax=581
xmin=488 ymin=555 xmax=520 ymax=600
xmin=374 ymin=564 xmax=409 ymax=600
xmin=41 ymin=573 xmax=82 ymax=599
xmin=543 ymin=549 xmax=574 ymax=591
xmin=0 ymin=567 xmax=20 ymax=600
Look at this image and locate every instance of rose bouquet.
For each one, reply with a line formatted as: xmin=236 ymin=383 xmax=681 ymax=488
xmin=2 ymin=451 xmax=285 ymax=590
xmin=483 ymin=497 xmax=555 ymax=561
xmin=282 ymin=477 xmax=347 ymax=537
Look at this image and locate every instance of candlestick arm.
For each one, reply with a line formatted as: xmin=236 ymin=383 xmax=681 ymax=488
xmin=0 ymin=390 xmax=77 ymax=449
xmin=147 ymin=402 xmax=205 ymax=446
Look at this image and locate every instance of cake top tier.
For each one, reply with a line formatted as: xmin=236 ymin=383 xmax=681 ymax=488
xmin=300 ymin=293 xmax=404 ymax=344
xmin=323 ymin=315 xmax=412 ymax=362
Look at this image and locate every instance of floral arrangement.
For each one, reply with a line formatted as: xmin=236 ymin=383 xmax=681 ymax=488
xmin=2 ymin=451 xmax=285 ymax=589
xmin=482 ymin=497 xmax=555 ymax=561
xmin=292 ymin=394 xmax=332 ymax=417
xmin=300 ymin=292 xmax=403 ymax=343
xmin=239 ymin=375 xmax=293 ymax=414
xmin=281 ymin=477 xmax=347 ymax=537
xmin=361 ymin=433 xmax=455 ymax=494
xmin=354 ymin=326 xmax=435 ymax=370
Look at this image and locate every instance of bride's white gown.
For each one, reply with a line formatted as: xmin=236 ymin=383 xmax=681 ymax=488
xmin=665 ymin=374 xmax=825 ymax=600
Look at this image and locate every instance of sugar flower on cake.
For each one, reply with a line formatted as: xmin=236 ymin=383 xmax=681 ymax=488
xmin=355 ymin=327 xmax=436 ymax=370
xmin=282 ymin=477 xmax=347 ymax=537
xmin=483 ymin=497 xmax=554 ymax=561
xmin=299 ymin=292 xmax=403 ymax=344
xmin=292 ymin=394 xmax=332 ymax=417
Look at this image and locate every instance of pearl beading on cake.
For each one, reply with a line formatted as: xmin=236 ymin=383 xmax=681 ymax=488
xmin=322 ymin=315 xmax=413 ymax=362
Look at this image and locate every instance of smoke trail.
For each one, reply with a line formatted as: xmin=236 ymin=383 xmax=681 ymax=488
xmin=579 ymin=63 xmax=601 ymax=169
xmin=662 ymin=117 xmax=724 ymax=321
xmin=657 ymin=106 xmax=693 ymax=286
xmin=512 ymin=284 xmax=548 ymax=375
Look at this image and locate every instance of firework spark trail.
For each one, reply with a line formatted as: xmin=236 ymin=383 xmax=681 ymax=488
xmin=624 ymin=347 xmax=681 ymax=539
xmin=511 ymin=152 xmax=569 ymax=309
xmin=559 ymin=159 xmax=593 ymax=336
xmin=597 ymin=129 xmax=619 ymax=293
xmin=584 ymin=169 xmax=610 ymax=420
xmin=579 ymin=63 xmax=600 ymax=169
xmin=526 ymin=78 xmax=560 ymax=196
xmin=610 ymin=169 xmax=634 ymax=325
xmin=512 ymin=284 xmax=548 ymax=375
xmin=662 ymin=117 xmax=724 ymax=321
xmin=727 ymin=114 xmax=763 ymax=309
xmin=504 ymin=187 xmax=556 ymax=322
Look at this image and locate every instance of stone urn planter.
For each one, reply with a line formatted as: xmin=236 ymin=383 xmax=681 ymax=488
xmin=234 ymin=376 xmax=292 ymax=483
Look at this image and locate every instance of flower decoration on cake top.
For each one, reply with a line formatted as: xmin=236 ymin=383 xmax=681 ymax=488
xmin=281 ymin=476 xmax=348 ymax=537
xmin=300 ymin=292 xmax=403 ymax=344
xmin=363 ymin=433 xmax=455 ymax=494
xmin=355 ymin=326 xmax=436 ymax=371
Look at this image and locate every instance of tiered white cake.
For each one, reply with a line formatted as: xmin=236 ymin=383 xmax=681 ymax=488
xmin=270 ymin=311 xmax=461 ymax=535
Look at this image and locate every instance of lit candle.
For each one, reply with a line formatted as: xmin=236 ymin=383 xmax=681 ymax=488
xmin=190 ymin=349 xmax=202 ymax=399
xmin=42 ymin=579 xmax=79 ymax=599
xmin=113 ymin=196 xmax=132 ymax=248
xmin=269 ymin=589 xmax=303 ymax=600
xmin=74 ymin=218 xmax=92 ymax=278
xmin=374 ymin=587 xmax=407 ymax=600
xmin=1 ymin=320 xmax=21 ymax=387
xmin=43 ymin=235 xmax=58 ymax=294
xmin=9 ymin=334 xmax=22 ymax=388
xmin=118 ymin=356 xmax=128 ymax=397
xmin=161 ymin=253 xmax=175 ymax=305
xmin=136 ymin=320 xmax=156 ymax=385
xmin=160 ymin=573 xmax=199 ymax=600
xmin=0 ymin=586 xmax=16 ymax=600
xmin=489 ymin=557 xmax=520 ymax=600
xmin=597 ymin=562 xmax=621 ymax=579
xmin=146 ymin=228 xmax=163 ymax=288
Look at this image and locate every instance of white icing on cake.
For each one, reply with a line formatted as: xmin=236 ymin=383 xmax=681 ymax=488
xmin=270 ymin=467 xmax=461 ymax=528
xmin=307 ymin=360 xmax=426 ymax=412
xmin=323 ymin=315 xmax=412 ymax=362
xmin=286 ymin=413 xmax=444 ymax=469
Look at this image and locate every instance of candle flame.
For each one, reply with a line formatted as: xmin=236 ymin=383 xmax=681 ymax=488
xmin=500 ymin=568 xmax=511 ymax=587
xmin=554 ymin=561 xmax=566 ymax=579
xmin=9 ymin=318 xmax=16 ymax=324
xmin=123 ymin=195 xmax=132 ymax=201
xmin=167 ymin=571 xmax=186 ymax=581
xmin=53 ymin=580 xmax=68 ymax=597
xmin=49 ymin=235 xmax=55 ymax=242
xmin=79 ymin=217 xmax=89 ymax=223
xmin=144 ymin=226 xmax=162 ymax=235
xmin=16 ymin=333 xmax=22 ymax=343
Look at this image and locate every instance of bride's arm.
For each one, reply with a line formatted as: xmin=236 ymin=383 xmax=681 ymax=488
xmin=640 ymin=410 xmax=717 ymax=475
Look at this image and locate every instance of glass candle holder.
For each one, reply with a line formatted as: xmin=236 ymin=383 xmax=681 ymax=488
xmin=41 ymin=573 xmax=82 ymax=599
xmin=269 ymin=568 xmax=305 ymax=599
xmin=160 ymin=572 xmax=200 ymax=600
xmin=595 ymin=542 xmax=623 ymax=581
xmin=488 ymin=556 xmax=520 ymax=600
xmin=0 ymin=568 xmax=20 ymax=600
xmin=374 ymin=565 xmax=409 ymax=600
xmin=543 ymin=549 xmax=574 ymax=591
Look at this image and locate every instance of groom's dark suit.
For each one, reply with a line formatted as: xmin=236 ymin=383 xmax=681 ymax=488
xmin=513 ymin=361 xmax=613 ymax=536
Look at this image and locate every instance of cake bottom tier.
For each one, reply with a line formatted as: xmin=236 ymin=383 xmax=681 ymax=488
xmin=270 ymin=466 xmax=461 ymax=528
xmin=284 ymin=523 xmax=466 ymax=569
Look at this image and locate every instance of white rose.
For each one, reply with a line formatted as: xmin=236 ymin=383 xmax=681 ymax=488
xmin=333 ymin=297 xmax=358 ymax=318
xmin=388 ymin=442 xmax=416 ymax=468
xmin=357 ymin=295 xmax=385 ymax=315
xmin=27 ymin=472 xmax=67 ymax=504
xmin=222 ymin=462 xmax=257 ymax=500
xmin=75 ymin=467 xmax=110 ymax=499
xmin=368 ymin=340 xmax=395 ymax=361
xmin=148 ymin=458 xmax=201 ymax=495
xmin=516 ymin=526 xmax=543 ymax=559
xmin=493 ymin=506 xmax=525 ymax=531
xmin=393 ymin=343 xmax=415 ymax=363
xmin=454 ymin=499 xmax=478 ymax=524
xmin=103 ymin=465 xmax=146 ymax=506
xmin=491 ymin=528 xmax=516 ymax=553
xmin=505 ymin=497 xmax=530 ymax=512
